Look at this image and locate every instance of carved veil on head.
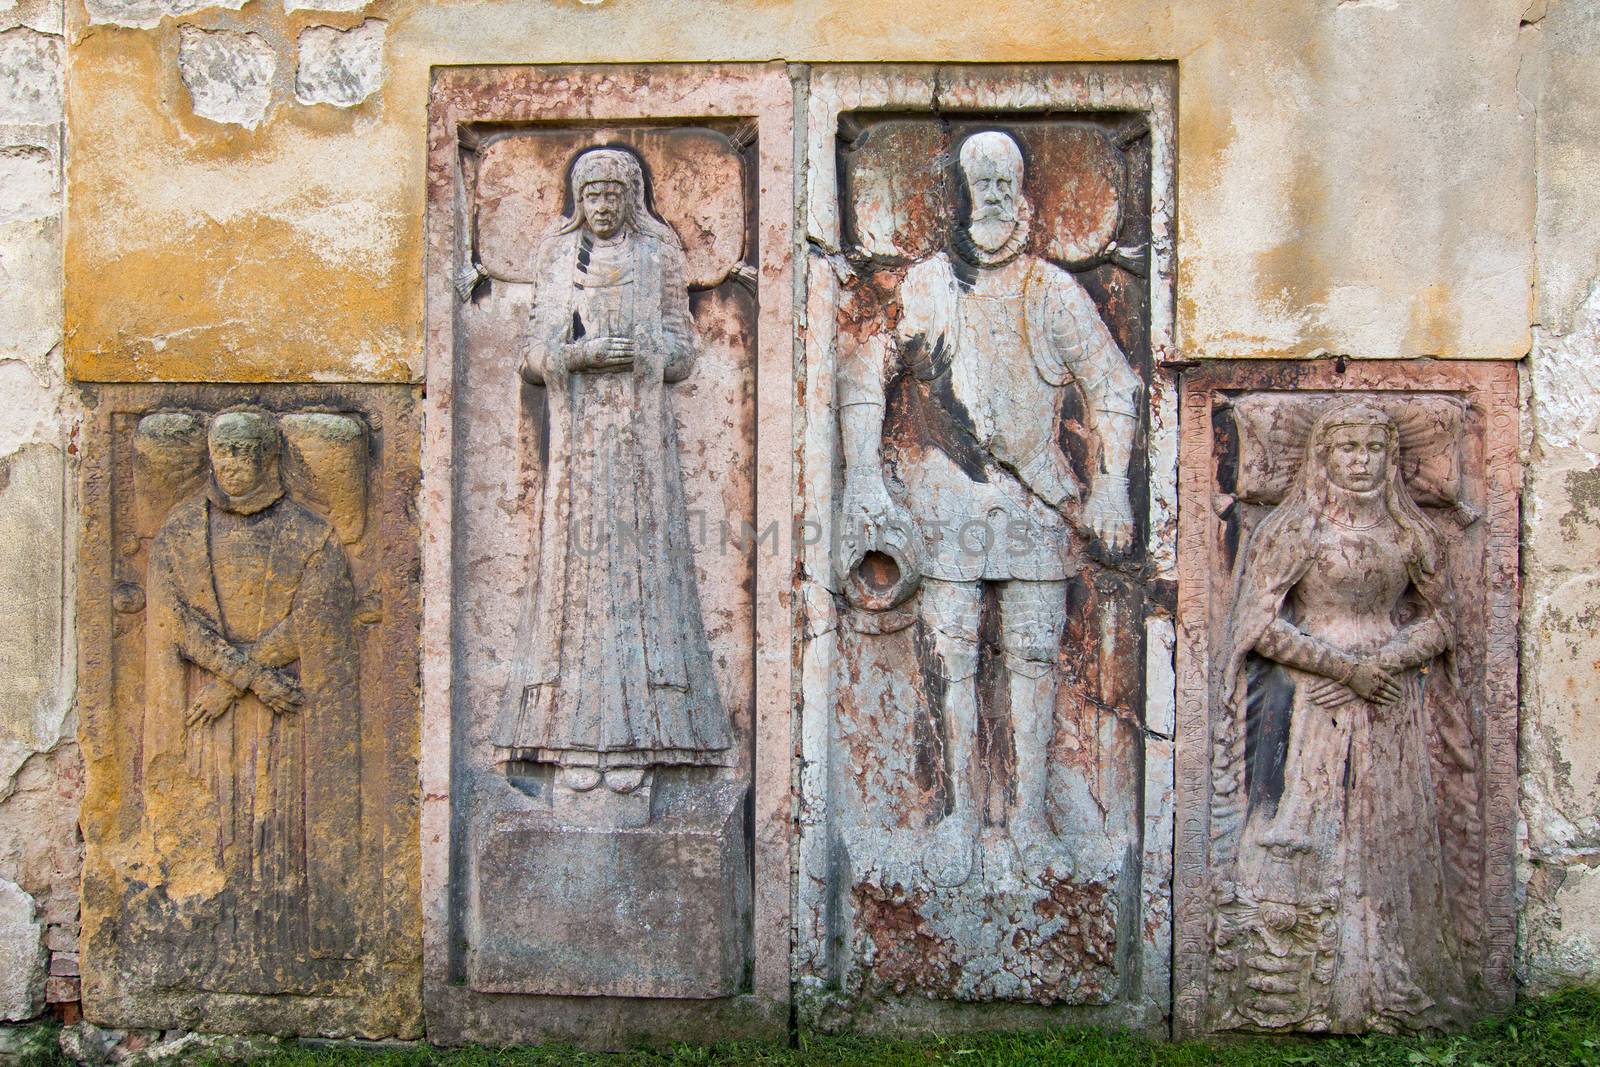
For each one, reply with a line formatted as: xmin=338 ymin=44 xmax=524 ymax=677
xmin=553 ymin=147 xmax=683 ymax=250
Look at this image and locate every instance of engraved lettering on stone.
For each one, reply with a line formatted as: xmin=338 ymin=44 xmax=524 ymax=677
xmin=492 ymin=147 xmax=732 ymax=823
xmin=143 ymin=409 xmax=361 ymax=992
xmin=1208 ymin=398 xmax=1475 ymax=1034
xmin=837 ymin=130 xmax=1141 ymax=888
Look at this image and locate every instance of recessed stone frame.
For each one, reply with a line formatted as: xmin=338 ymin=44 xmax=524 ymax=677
xmin=1173 ymin=360 xmax=1519 ymax=1037
xmin=421 ymin=63 xmax=795 ymax=1047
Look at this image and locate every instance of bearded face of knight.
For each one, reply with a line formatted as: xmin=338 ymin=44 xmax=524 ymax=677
xmin=960 ymin=131 xmax=1025 ymax=254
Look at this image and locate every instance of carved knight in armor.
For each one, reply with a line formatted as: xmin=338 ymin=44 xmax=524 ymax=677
xmin=493 ymin=147 xmax=732 ymax=801
xmin=838 ymin=130 xmax=1141 ymax=886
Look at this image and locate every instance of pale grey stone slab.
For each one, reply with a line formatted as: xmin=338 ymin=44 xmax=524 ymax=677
xmin=796 ymin=63 xmax=1177 ymax=1035
xmin=295 ymin=21 xmax=384 ymax=108
xmin=0 ymin=878 xmax=45 ymax=1021
xmin=420 ymin=64 xmax=794 ymax=1047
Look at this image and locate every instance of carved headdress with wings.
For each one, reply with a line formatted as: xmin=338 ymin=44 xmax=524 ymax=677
xmin=1225 ymin=392 xmax=1480 ymax=528
xmin=1209 ymin=397 xmax=1484 ymax=946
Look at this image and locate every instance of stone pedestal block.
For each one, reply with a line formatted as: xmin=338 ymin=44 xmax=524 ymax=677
xmin=466 ymin=780 xmax=747 ymax=999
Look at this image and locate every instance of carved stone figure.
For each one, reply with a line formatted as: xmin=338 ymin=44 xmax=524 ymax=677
xmin=491 ymin=146 xmax=732 ymax=808
xmin=143 ymin=409 xmax=361 ymax=991
xmin=1209 ymin=399 xmax=1470 ymax=1033
xmin=838 ymin=130 xmax=1141 ymax=886
xmin=432 ymin=73 xmax=789 ymax=1019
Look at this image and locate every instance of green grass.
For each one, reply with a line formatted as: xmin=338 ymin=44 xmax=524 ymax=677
xmin=262 ymin=987 xmax=1600 ymax=1067
xmin=8 ymin=988 xmax=1599 ymax=1066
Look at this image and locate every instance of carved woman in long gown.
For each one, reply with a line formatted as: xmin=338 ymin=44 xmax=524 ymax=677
xmin=1210 ymin=400 xmax=1471 ymax=1034
xmin=492 ymin=148 xmax=731 ymax=792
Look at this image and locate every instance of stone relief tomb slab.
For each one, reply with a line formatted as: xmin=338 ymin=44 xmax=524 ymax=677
xmin=1174 ymin=361 xmax=1519 ymax=1037
xmin=78 ymin=384 xmax=422 ymax=1037
xmin=795 ymin=64 xmax=1178 ymax=1032
xmin=422 ymin=65 xmax=793 ymax=1045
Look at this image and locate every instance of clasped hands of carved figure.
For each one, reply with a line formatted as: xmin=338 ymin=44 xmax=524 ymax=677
xmin=185 ymin=661 xmax=305 ymax=728
xmin=1304 ymin=650 xmax=1405 ymax=711
xmin=560 ymin=336 xmax=636 ymax=374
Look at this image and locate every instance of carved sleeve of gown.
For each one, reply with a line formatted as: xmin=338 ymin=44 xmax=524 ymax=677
xmin=521 ymin=236 xmax=572 ymax=386
xmin=657 ymin=237 xmax=698 ymax=384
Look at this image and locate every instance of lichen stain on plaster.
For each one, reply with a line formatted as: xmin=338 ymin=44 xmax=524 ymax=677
xmin=1558 ymin=467 xmax=1600 ymax=539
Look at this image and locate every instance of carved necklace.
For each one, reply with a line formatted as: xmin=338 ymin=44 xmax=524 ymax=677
xmin=1323 ymin=507 xmax=1387 ymax=531
xmin=952 ymin=217 xmax=1031 ymax=269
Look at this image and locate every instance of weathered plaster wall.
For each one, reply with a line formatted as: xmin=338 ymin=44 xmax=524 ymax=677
xmin=0 ymin=0 xmax=76 ymax=1023
xmin=22 ymin=0 xmax=1594 ymax=1036
xmin=63 ymin=0 xmax=1533 ymax=384
xmin=1518 ymin=0 xmax=1600 ymax=990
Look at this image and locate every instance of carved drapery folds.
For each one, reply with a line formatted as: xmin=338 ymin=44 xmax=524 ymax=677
xmin=1174 ymin=363 xmax=1520 ymax=1037
xmin=490 ymin=147 xmax=734 ymax=793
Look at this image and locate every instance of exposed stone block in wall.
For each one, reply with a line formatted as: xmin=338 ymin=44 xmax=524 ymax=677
xmin=0 ymin=217 xmax=61 ymax=372
xmin=0 ymin=443 xmax=67 ymax=795
xmin=0 ymin=744 xmax=83 ymax=1013
xmin=0 ymin=145 xmax=55 ymax=222
xmin=0 ymin=122 xmax=61 ymax=380
xmin=1523 ymin=863 xmax=1600 ymax=984
xmin=295 ymin=20 xmax=384 ymax=108
xmin=0 ymin=0 xmax=63 ymax=37
xmin=1522 ymin=0 xmax=1600 ymax=992
xmin=0 ymin=28 xmax=60 ymax=124
xmin=283 ymin=0 xmax=365 ymax=13
xmin=175 ymin=25 xmax=274 ymax=130
xmin=83 ymin=0 xmax=242 ymax=29
xmin=0 ymin=877 xmax=46 ymax=1020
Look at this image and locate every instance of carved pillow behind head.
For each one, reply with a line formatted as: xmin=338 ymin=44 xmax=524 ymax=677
xmin=280 ymin=413 xmax=369 ymax=544
xmin=133 ymin=411 xmax=207 ymax=537
xmin=1228 ymin=392 xmax=1468 ymax=509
